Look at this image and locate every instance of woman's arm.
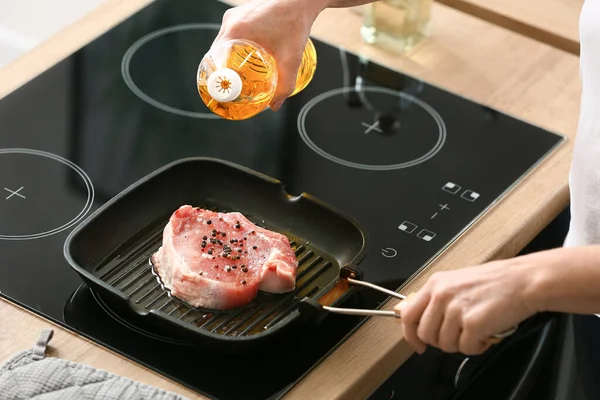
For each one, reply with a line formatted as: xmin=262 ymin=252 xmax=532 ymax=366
xmin=395 ymin=245 xmax=600 ymax=355
xmin=528 ymin=245 xmax=600 ymax=314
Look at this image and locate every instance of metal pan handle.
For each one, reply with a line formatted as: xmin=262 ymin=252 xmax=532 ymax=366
xmin=332 ymin=266 xmax=518 ymax=342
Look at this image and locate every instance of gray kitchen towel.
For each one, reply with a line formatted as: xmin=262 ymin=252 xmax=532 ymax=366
xmin=0 ymin=328 xmax=189 ymax=399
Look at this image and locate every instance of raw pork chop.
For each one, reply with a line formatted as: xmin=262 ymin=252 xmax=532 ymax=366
xmin=151 ymin=205 xmax=298 ymax=310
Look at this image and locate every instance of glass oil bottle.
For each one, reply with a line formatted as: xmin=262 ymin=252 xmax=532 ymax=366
xmin=361 ymin=0 xmax=433 ymax=53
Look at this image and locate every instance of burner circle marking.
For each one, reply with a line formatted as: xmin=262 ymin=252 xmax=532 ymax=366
xmin=297 ymin=86 xmax=447 ymax=171
xmin=0 ymin=148 xmax=94 ymax=241
xmin=121 ymin=23 xmax=222 ymax=119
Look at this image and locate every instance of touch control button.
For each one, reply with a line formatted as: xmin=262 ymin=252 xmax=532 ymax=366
xmin=461 ymin=189 xmax=480 ymax=202
xmin=381 ymin=248 xmax=398 ymax=258
xmin=442 ymin=182 xmax=461 ymax=194
xmin=398 ymin=221 xmax=417 ymax=233
xmin=417 ymin=229 xmax=436 ymax=242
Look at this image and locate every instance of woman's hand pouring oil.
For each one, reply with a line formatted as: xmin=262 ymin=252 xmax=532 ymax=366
xmin=197 ymin=0 xmax=320 ymax=120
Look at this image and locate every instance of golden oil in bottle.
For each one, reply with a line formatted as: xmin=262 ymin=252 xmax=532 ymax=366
xmin=361 ymin=0 xmax=433 ymax=53
xmin=197 ymin=38 xmax=317 ymax=120
xmin=291 ymin=38 xmax=317 ymax=96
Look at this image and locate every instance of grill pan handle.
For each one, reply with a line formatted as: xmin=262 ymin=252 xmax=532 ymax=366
xmin=300 ymin=266 xmax=518 ymax=344
xmin=339 ymin=266 xmax=407 ymax=301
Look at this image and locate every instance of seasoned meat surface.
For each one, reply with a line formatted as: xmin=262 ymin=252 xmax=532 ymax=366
xmin=151 ymin=205 xmax=298 ymax=309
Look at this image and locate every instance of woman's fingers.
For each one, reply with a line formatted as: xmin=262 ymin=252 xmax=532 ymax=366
xmin=397 ymin=292 xmax=430 ymax=354
xmin=417 ymin=299 xmax=444 ymax=348
xmin=269 ymin=45 xmax=305 ymax=110
xmin=437 ymin=304 xmax=462 ymax=353
xmin=459 ymin=313 xmax=491 ymax=355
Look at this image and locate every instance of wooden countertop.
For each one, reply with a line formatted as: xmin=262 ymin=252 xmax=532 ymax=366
xmin=436 ymin=0 xmax=583 ymax=54
xmin=0 ymin=0 xmax=582 ymax=399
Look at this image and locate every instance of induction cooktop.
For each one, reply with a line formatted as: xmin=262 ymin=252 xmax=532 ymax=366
xmin=0 ymin=0 xmax=564 ymax=399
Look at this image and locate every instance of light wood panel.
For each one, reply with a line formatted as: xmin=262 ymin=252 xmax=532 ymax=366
xmin=436 ymin=0 xmax=583 ymax=55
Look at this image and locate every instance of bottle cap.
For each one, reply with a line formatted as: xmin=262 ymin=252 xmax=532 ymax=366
xmin=206 ymin=67 xmax=243 ymax=102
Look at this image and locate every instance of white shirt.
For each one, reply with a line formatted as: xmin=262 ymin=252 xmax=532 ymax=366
xmin=563 ymin=0 xmax=600 ymax=248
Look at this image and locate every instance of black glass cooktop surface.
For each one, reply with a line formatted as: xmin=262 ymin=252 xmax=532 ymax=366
xmin=0 ymin=0 xmax=564 ymax=399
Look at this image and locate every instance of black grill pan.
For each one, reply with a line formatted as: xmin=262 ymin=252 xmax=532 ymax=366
xmin=64 ymin=157 xmax=369 ymax=351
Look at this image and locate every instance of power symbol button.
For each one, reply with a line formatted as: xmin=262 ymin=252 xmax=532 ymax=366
xmin=381 ymin=248 xmax=398 ymax=258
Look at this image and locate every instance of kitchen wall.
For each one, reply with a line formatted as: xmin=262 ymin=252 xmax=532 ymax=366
xmin=0 ymin=0 xmax=107 ymax=67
